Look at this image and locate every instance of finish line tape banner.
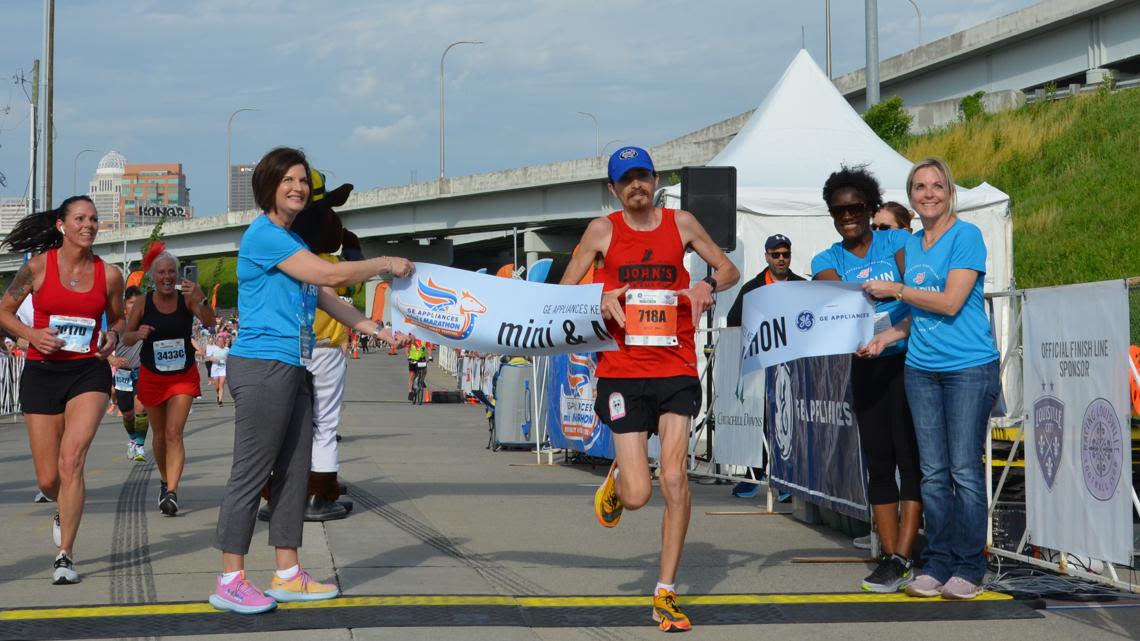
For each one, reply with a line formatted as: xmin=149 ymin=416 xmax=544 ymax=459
xmin=392 ymin=263 xmax=618 ymax=356
xmin=1023 ymin=279 xmax=1133 ymax=565
xmin=740 ymin=281 xmax=875 ymax=375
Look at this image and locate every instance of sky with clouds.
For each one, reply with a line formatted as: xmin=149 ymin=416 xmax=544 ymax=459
xmin=0 ymin=0 xmax=1035 ymax=217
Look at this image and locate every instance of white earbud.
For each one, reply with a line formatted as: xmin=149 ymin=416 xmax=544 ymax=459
xmin=59 ymin=228 xmax=65 ymax=236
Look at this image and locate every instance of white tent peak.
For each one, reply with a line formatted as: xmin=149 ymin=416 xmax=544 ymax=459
xmin=664 ymin=50 xmax=1008 ymax=216
xmin=704 ymin=49 xmax=915 ymax=196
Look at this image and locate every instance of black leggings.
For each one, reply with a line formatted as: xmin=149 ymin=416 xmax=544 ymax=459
xmin=851 ymin=353 xmax=921 ymax=505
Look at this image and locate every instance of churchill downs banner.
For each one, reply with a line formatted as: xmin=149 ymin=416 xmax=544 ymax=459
xmin=392 ymin=264 xmax=619 ymax=356
xmin=766 ymin=354 xmax=869 ymax=520
xmin=740 ymin=281 xmax=875 ymax=375
xmin=544 ymin=352 xmax=615 ymax=459
xmin=712 ymin=328 xmax=766 ymax=468
xmin=1023 ymin=280 xmax=1133 ymax=565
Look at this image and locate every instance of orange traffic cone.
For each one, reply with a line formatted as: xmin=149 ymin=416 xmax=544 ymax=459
xmin=352 ymin=344 xmax=360 ymax=359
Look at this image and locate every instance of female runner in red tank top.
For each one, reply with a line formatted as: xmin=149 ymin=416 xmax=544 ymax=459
xmin=0 ymin=196 xmax=125 ymax=585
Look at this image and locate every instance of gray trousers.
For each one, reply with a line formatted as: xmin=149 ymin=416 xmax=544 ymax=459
xmin=215 ymin=355 xmax=313 ymax=554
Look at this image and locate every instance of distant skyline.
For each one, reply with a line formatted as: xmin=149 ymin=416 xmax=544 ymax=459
xmin=0 ymin=0 xmax=1037 ymax=218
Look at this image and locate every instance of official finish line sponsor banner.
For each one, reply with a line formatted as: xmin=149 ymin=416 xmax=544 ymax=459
xmin=1023 ymin=279 xmax=1133 ymax=565
xmin=740 ymin=281 xmax=875 ymax=375
xmin=712 ymin=328 xmax=766 ymax=468
xmin=392 ymin=264 xmax=618 ymax=356
xmin=767 ymin=354 xmax=869 ymax=520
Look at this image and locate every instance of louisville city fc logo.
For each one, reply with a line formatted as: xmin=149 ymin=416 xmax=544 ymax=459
xmin=398 ymin=277 xmax=487 ymax=340
xmin=1033 ymin=395 xmax=1063 ymax=490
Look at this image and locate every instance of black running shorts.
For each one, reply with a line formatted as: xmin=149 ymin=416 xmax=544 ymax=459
xmin=20 ymin=358 xmax=112 ymax=415
xmin=594 ymin=376 xmax=701 ymax=435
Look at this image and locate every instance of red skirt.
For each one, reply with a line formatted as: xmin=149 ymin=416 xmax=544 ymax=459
xmin=137 ymin=364 xmax=201 ymax=407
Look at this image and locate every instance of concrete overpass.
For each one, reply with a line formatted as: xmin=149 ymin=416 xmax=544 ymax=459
xmin=0 ymin=137 xmax=726 ymax=276
xmin=835 ymin=0 xmax=1140 ymax=113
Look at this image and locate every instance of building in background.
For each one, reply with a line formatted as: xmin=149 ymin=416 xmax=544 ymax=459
xmin=0 ymin=198 xmax=30 ymax=235
xmin=90 ymin=150 xmax=127 ymax=230
xmin=228 ymin=164 xmax=256 ymax=212
xmin=120 ymin=163 xmax=192 ymax=227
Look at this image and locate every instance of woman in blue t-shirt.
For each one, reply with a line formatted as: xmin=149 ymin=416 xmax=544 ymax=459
xmin=811 ymin=167 xmax=921 ymax=594
xmin=210 ymin=147 xmax=414 ymax=615
xmin=862 ymin=158 xmax=1000 ymax=601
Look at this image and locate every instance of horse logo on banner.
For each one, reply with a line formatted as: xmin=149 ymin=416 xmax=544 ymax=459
xmin=398 ymin=277 xmax=488 ymax=340
xmin=560 ymin=353 xmax=603 ymax=447
xmin=1033 ymin=395 xmax=1064 ymax=490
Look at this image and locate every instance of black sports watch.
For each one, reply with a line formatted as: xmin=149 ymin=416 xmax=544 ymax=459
xmin=701 ymin=275 xmax=718 ymax=291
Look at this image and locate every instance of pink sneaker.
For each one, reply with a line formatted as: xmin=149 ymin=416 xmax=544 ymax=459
xmin=209 ymin=571 xmax=277 ymax=614
xmin=904 ymin=574 xmax=944 ymax=598
xmin=940 ymin=576 xmax=983 ymax=600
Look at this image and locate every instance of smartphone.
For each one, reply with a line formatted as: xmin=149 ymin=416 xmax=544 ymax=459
xmin=182 ymin=264 xmax=198 ymax=284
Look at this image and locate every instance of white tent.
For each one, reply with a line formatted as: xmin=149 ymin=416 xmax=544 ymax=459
xmin=665 ymin=49 xmax=1013 ymax=301
xmin=666 ymin=50 xmax=1020 ymax=415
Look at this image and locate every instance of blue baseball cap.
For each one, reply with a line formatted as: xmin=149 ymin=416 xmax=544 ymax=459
xmin=607 ymin=146 xmax=656 ymax=183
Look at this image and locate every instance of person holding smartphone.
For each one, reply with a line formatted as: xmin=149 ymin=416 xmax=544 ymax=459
xmin=123 ymin=244 xmax=215 ymax=516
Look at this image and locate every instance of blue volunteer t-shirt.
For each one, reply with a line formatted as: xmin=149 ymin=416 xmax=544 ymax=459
xmin=902 ymin=219 xmax=999 ymax=372
xmin=229 ymin=215 xmax=318 ymax=367
xmin=811 ymin=229 xmax=911 ymax=357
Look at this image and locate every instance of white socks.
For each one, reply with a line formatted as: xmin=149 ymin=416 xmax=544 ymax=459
xmin=655 ymin=582 xmax=675 ymax=594
xmin=220 ymin=570 xmax=242 ymax=584
xmin=275 ymin=564 xmax=300 ymax=580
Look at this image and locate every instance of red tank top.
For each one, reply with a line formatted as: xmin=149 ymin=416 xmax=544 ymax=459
xmin=29 ymin=249 xmax=108 ymax=361
xmin=595 ymin=209 xmax=696 ymax=379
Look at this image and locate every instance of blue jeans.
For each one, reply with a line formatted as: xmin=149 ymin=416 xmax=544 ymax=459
xmin=904 ymin=360 xmax=1000 ymax=584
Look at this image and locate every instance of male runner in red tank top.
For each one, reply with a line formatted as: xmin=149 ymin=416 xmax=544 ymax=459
xmin=561 ymin=146 xmax=738 ymax=632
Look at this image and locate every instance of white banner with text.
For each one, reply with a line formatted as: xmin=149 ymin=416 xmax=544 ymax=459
xmin=741 ymin=281 xmax=875 ymax=375
xmin=392 ymin=263 xmax=618 ymax=356
xmin=1023 ymin=279 xmax=1133 ymax=565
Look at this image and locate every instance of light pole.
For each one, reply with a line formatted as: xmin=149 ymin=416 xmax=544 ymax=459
xmin=577 ymin=112 xmax=600 ymax=156
xmin=227 ymin=107 xmax=258 ymax=212
xmin=440 ymin=40 xmax=482 ymax=181
xmin=72 ymin=148 xmax=95 ymax=195
xmin=905 ymin=0 xmax=923 ymax=47
xmin=601 ymin=139 xmax=625 ymax=156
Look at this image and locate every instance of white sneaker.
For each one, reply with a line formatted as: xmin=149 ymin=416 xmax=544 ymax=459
xmin=33 ymin=490 xmax=53 ymax=503
xmin=52 ymin=551 xmax=79 ymax=585
xmin=133 ymin=444 xmax=146 ymax=462
xmin=853 ymin=534 xmax=872 ymax=550
xmin=52 ymin=512 xmax=61 ymax=548
xmin=127 ymin=441 xmax=137 ymax=460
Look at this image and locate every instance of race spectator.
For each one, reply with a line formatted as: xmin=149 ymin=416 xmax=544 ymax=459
xmin=861 ymin=158 xmax=1001 ymax=600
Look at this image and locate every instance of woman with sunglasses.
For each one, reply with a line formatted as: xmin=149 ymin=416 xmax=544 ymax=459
xmin=811 ymin=166 xmax=921 ymax=594
xmin=873 ymin=202 xmax=913 ymax=232
xmin=861 ymin=158 xmax=1000 ymax=600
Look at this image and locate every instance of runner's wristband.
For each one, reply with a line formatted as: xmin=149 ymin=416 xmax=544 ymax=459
xmin=701 ymin=275 xmax=718 ymax=291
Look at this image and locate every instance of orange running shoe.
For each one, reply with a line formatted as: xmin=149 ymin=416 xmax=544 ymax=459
xmin=594 ymin=461 xmax=623 ymax=528
xmin=651 ymin=588 xmax=692 ymax=632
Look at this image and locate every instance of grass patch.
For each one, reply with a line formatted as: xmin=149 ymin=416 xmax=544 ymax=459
xmin=899 ymin=88 xmax=1140 ymax=289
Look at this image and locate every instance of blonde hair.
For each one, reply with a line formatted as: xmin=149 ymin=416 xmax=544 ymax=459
xmin=905 ymin=157 xmax=957 ymax=218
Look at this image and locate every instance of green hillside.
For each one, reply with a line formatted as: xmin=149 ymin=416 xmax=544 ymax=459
xmin=899 ymin=86 xmax=1140 ymax=289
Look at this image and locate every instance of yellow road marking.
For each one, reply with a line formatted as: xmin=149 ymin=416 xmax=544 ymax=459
xmin=0 ymin=592 xmax=1012 ymax=621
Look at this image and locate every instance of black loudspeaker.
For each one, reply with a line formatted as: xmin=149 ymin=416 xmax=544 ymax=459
xmin=680 ymin=166 xmax=736 ymax=252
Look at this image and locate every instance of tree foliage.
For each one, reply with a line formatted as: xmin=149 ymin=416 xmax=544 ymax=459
xmin=862 ymin=96 xmax=912 ymax=149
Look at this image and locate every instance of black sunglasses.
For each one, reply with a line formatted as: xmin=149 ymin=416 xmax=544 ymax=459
xmin=828 ymin=203 xmax=869 ymax=217
xmin=869 ymin=223 xmax=896 ymax=231
xmin=767 ymin=250 xmax=790 ymax=259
